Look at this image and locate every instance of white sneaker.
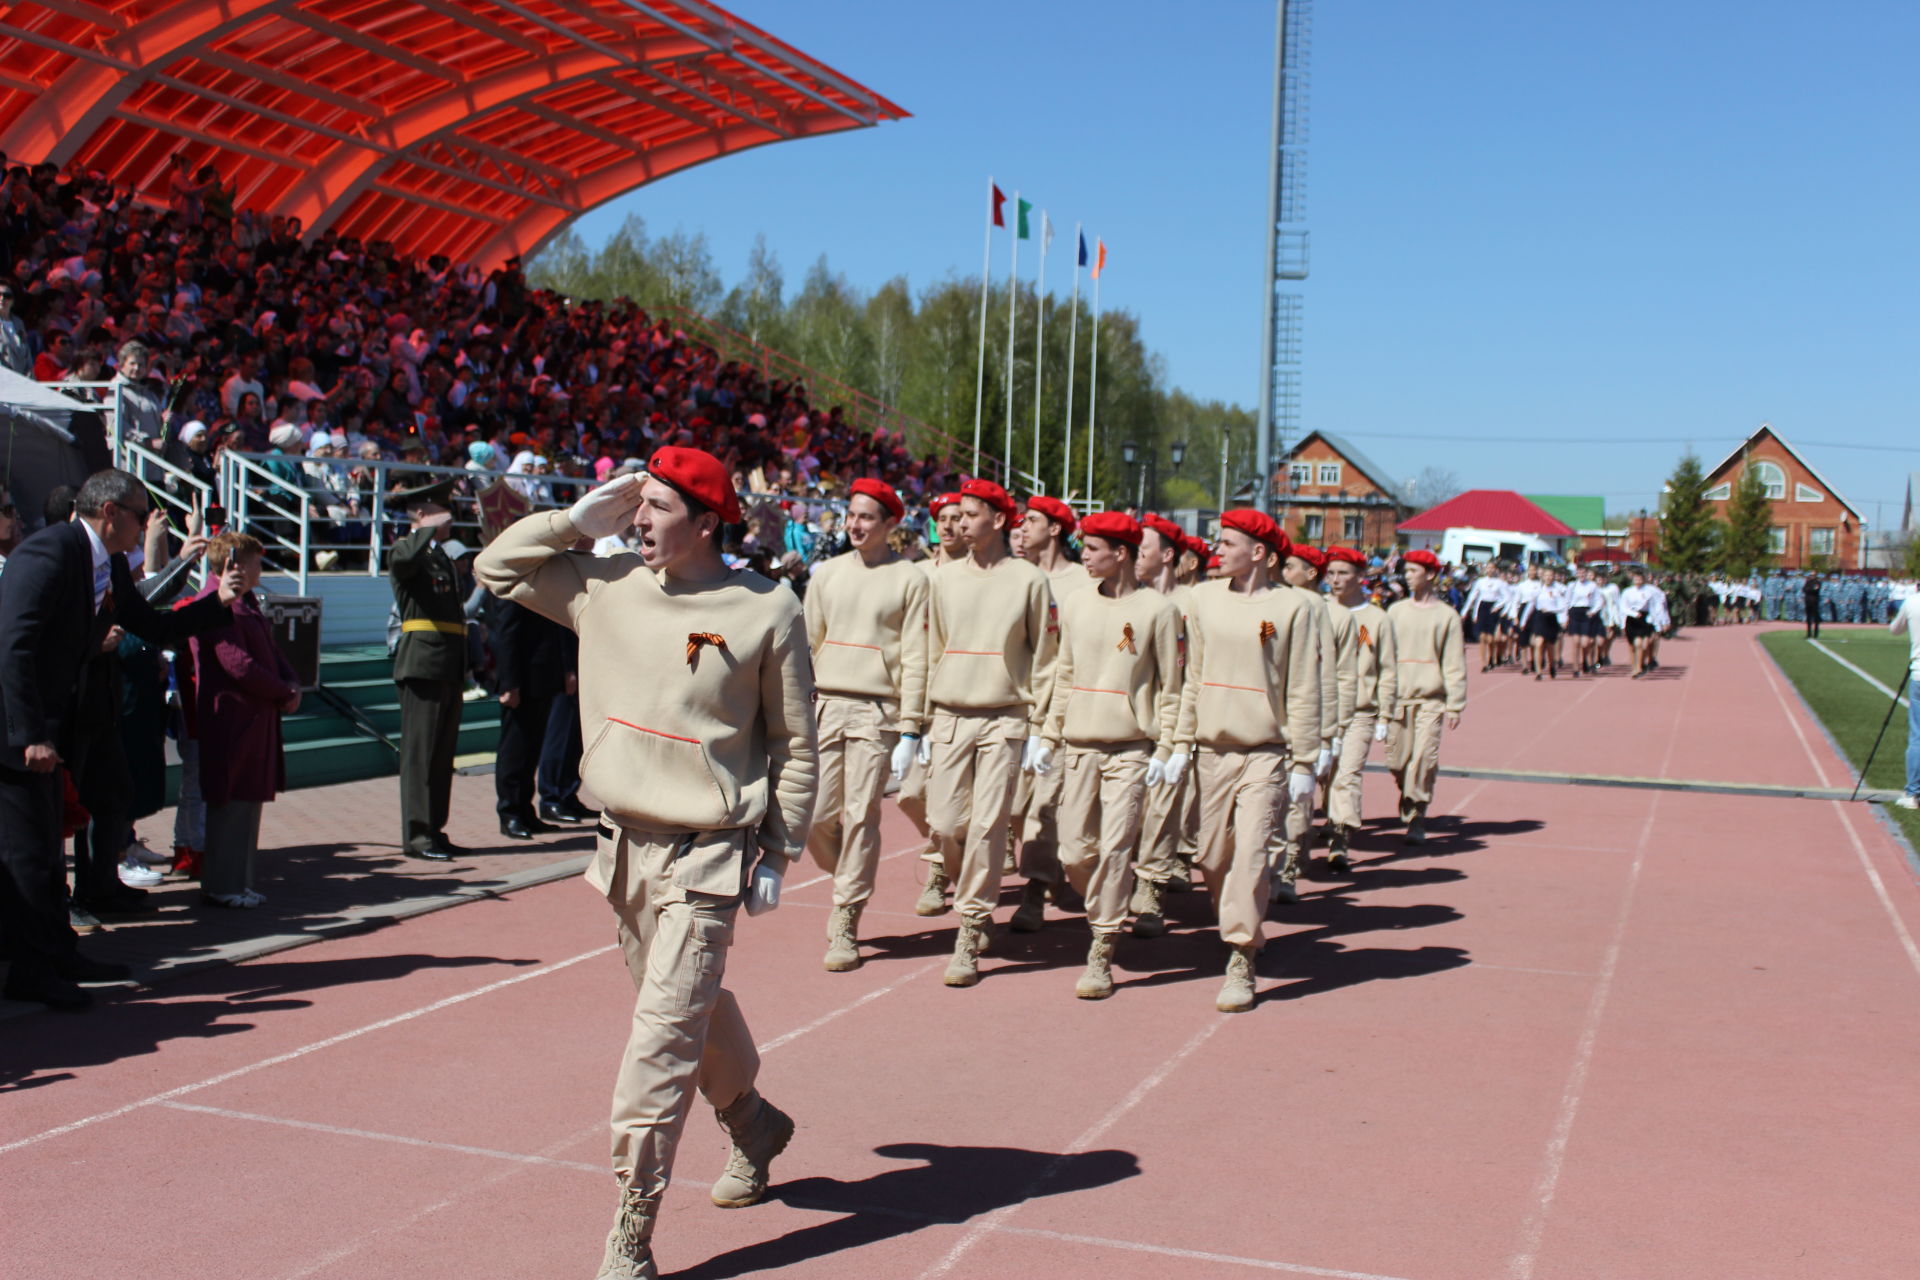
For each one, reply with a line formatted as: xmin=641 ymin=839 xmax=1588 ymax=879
xmin=118 ymin=858 xmax=165 ymax=888
xmin=126 ymin=839 xmax=172 ymax=866
xmin=1895 ymin=794 xmax=1919 ymax=811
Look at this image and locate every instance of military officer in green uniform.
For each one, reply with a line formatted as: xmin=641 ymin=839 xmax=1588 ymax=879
xmin=389 ymin=478 xmax=470 ymax=860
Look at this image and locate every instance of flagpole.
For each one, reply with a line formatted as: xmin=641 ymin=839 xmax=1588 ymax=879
xmin=1062 ymin=222 xmax=1082 ymax=500
xmin=1032 ymin=212 xmax=1049 ymax=492
xmin=972 ymin=175 xmax=994 ymax=475
xmin=1004 ymin=191 xmax=1020 ymax=487
xmin=1086 ymin=264 xmax=1101 ymax=505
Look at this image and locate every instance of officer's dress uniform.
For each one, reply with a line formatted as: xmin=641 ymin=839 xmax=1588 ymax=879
xmin=389 ymin=523 xmax=470 ymax=855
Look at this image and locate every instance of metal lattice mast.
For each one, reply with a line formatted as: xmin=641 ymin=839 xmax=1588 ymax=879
xmin=1253 ymin=0 xmax=1310 ymax=516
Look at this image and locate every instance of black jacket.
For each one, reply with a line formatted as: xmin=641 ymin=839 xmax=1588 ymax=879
xmin=0 ymin=521 xmax=229 ymax=768
xmin=491 ymin=598 xmax=576 ymax=701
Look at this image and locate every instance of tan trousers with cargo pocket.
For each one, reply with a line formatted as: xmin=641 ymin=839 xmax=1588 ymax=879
xmin=1057 ymin=744 xmax=1151 ymax=934
xmin=924 ymin=708 xmax=1027 ymax=922
xmin=596 ymin=823 xmax=759 ymax=1203
xmin=1328 ymin=710 xmax=1377 ymax=829
xmin=1387 ymin=701 xmax=1446 ymax=807
xmin=805 ymin=695 xmax=895 ymax=908
xmin=1196 ymin=745 xmax=1284 ymax=948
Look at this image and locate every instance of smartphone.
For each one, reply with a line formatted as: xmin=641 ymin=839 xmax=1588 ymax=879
xmin=206 ymin=504 xmax=228 ymax=533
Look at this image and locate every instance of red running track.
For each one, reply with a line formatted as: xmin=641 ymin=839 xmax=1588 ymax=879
xmin=5 ymin=624 xmax=1919 ymax=1279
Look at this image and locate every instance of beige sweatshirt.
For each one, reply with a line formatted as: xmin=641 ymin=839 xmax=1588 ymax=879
xmin=1044 ymin=585 xmax=1182 ymax=757
xmin=1174 ymin=579 xmax=1322 ymax=769
xmin=1296 ymin=588 xmax=1355 ymax=746
xmin=1344 ymin=600 xmax=1391 ymax=714
xmin=927 ymin=555 xmax=1058 ymax=728
xmin=1379 ymin=598 xmax=1468 ymax=717
xmin=804 ymin=550 xmax=929 ymax=733
xmin=475 ymin=509 xmax=818 ymax=864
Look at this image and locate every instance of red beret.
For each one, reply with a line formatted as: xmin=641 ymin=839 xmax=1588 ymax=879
xmin=1181 ymin=532 xmax=1211 ymax=559
xmin=1326 ymin=546 xmax=1367 ymax=567
xmin=959 ymin=477 xmax=1017 ymax=519
xmin=929 ymin=492 xmax=961 ymax=515
xmin=1078 ymin=511 xmax=1142 ymax=547
xmin=647 ymin=446 xmax=741 ymax=524
xmin=1026 ymin=494 xmax=1077 ymax=534
xmin=1141 ymin=513 xmax=1185 ymax=548
xmin=849 ymin=477 xmax=904 ymax=520
xmin=1403 ymin=549 xmax=1442 ymax=572
xmin=1289 ymin=545 xmax=1328 ymax=572
xmin=1220 ymin=507 xmax=1287 ymax=554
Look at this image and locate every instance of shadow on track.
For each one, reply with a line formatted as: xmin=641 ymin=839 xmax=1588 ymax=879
xmin=674 ymin=1141 xmax=1140 ymax=1280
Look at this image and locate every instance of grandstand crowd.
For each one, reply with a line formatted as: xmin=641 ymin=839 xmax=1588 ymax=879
xmin=0 ymin=156 xmax=962 ymax=530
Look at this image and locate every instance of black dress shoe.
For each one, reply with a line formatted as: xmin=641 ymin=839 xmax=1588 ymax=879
xmin=4 ymin=970 xmax=92 ymax=1010
xmin=500 ymin=817 xmax=538 ymax=840
xmin=540 ymin=800 xmax=597 ymax=823
xmin=57 ymin=954 xmax=132 ymax=982
xmin=406 ymin=844 xmax=454 ymax=862
xmin=78 ymin=889 xmax=154 ymax=916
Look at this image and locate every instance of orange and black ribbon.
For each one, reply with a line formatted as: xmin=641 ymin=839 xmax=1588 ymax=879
xmin=1358 ymin=624 xmax=1371 ymax=648
xmin=686 ymin=632 xmax=726 ymax=666
xmin=1117 ymin=622 xmax=1137 ymax=654
xmin=1258 ymin=619 xmax=1277 ymax=642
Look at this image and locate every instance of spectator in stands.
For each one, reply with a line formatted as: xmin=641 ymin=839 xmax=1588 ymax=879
xmin=0 ymin=280 xmax=27 ymax=374
xmin=188 ymin=531 xmax=300 ymax=908
xmin=33 ymin=327 xmax=71 ymax=381
xmin=165 ymin=420 xmax=218 ymax=494
xmin=114 ymin=339 xmax=165 ymax=447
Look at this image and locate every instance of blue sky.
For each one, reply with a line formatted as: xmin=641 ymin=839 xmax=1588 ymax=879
xmin=572 ymin=0 xmax=1919 ymax=530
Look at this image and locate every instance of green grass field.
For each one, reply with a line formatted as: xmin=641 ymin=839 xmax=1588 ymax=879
xmin=1760 ymin=627 xmax=1919 ymax=846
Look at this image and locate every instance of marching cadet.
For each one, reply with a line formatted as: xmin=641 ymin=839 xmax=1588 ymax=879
xmin=1463 ymin=561 xmax=1509 ymax=671
xmin=475 ymin=450 xmax=817 ymax=1280
xmin=803 ymin=479 xmax=928 ymax=972
xmin=1163 ymin=511 xmax=1321 ymax=1013
xmin=1040 ymin=512 xmax=1181 ymax=998
xmin=1322 ymin=547 xmax=1389 ymax=871
xmin=1378 ymin=549 xmax=1467 ymax=845
xmin=387 ymin=477 xmax=470 ymax=861
xmin=1274 ymin=543 xmax=1351 ymax=902
xmin=907 ymin=493 xmax=965 ymax=915
xmin=1010 ymin=494 xmax=1092 ymax=931
xmin=921 ymin=479 xmax=1057 ymax=986
xmin=1131 ymin=513 xmax=1198 ymax=934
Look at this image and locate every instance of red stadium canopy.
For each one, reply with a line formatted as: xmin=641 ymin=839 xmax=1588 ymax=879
xmin=0 ymin=0 xmax=904 ymax=266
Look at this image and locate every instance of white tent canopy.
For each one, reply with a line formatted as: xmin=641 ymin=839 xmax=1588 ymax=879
xmin=0 ymin=364 xmax=104 ymax=529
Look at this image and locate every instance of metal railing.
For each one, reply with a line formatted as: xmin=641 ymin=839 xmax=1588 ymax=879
xmin=218 ymin=449 xmax=313 ymax=592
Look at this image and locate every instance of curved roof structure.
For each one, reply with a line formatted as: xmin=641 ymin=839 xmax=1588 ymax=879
xmin=0 ymin=0 xmax=904 ymax=266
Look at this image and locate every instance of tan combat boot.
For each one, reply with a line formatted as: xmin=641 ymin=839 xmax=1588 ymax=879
xmin=1216 ymin=945 xmax=1257 ymax=1013
xmin=1167 ymin=855 xmax=1193 ymax=893
xmin=823 ymin=904 xmax=862 ymax=972
xmin=1271 ymin=849 xmax=1301 ymax=905
xmin=1130 ymin=879 xmax=1167 ymax=939
xmin=1325 ymin=824 xmax=1352 ymax=874
xmin=1404 ymin=805 xmax=1429 ymax=845
xmin=1009 ymin=879 xmax=1049 ymax=932
xmin=1076 ymin=933 xmax=1116 ymax=999
xmin=596 ymin=1188 xmax=658 ymax=1279
xmin=914 ymin=865 xmax=951 ymax=917
xmin=944 ymin=918 xmax=986 ymax=986
xmin=710 ymin=1090 xmax=794 ymax=1208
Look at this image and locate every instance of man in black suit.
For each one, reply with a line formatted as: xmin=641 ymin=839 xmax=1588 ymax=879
xmin=0 ymin=469 xmax=230 ymax=1009
xmin=490 ymin=598 xmax=573 ymax=839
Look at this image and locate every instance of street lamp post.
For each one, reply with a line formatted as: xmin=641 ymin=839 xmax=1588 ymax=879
xmin=1121 ymin=440 xmax=1139 ymax=512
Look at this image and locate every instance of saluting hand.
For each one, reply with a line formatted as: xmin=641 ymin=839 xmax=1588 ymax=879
xmin=567 ymin=473 xmax=646 ymax=539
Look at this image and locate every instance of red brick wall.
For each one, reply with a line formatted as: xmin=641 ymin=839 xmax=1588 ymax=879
xmin=1704 ymin=431 xmax=1859 ymax=569
xmin=1275 ymin=437 xmax=1404 ymax=550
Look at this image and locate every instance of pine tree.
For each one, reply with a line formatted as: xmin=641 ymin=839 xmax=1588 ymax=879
xmin=1719 ymin=463 xmax=1775 ymax=576
xmin=1658 ymin=453 xmax=1719 ymax=574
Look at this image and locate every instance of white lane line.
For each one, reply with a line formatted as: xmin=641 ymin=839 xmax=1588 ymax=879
xmin=161 ymin=1102 xmax=606 ymax=1174
xmin=1809 ymin=638 xmax=1909 ymax=708
xmin=1756 ymin=646 xmax=1920 ymax=980
xmin=756 ymin=958 xmax=946 ymax=1054
xmin=993 ymin=1224 xmax=1419 ymax=1280
xmin=1471 ymin=963 xmax=1596 ymax=979
xmin=1757 ymin=637 xmax=1838 ymax=789
xmin=918 ymin=1017 xmax=1227 ymax=1279
xmin=1507 ymin=645 xmax=1692 ymax=1279
xmin=0 ymin=944 xmax=618 ymax=1159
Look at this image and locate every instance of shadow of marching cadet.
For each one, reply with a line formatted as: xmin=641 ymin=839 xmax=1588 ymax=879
xmin=670 ymin=1141 xmax=1141 ymax=1280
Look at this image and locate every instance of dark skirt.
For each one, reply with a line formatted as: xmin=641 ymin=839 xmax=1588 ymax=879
xmin=1625 ymin=615 xmax=1654 ymax=641
xmin=1529 ymin=612 xmax=1562 ymax=642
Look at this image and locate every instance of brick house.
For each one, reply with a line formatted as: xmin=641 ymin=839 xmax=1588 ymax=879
xmin=1274 ymin=431 xmax=1409 ymax=550
xmin=1702 ymin=424 xmax=1860 ymax=569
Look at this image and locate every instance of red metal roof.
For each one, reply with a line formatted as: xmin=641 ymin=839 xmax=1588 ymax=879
xmin=1398 ymin=489 xmax=1575 ymax=537
xmin=0 ymin=0 xmax=904 ymax=267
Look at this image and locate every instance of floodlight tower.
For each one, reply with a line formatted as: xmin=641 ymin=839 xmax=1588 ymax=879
xmin=1252 ymin=0 xmax=1310 ymax=516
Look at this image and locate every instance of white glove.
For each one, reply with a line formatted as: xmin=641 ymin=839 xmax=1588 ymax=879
xmin=890 ymin=737 xmax=918 ymax=782
xmin=1315 ymin=745 xmax=1335 ymax=779
xmin=1163 ymin=752 xmax=1190 ymax=788
xmin=917 ymin=734 xmax=931 ymax=765
xmin=746 ymin=860 xmax=784 ymax=917
xmin=1374 ymin=720 xmax=1389 ymax=743
xmin=1145 ymin=757 xmax=1167 ymax=787
xmin=566 ymin=473 xmax=645 ymax=539
xmin=1289 ymin=770 xmax=1317 ymax=802
xmin=1023 ymin=738 xmax=1053 ymax=774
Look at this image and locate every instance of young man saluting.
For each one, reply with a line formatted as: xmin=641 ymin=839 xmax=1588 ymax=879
xmin=1164 ymin=511 xmax=1321 ymax=1013
xmin=1041 ymin=512 xmax=1181 ymax=999
xmin=476 ymin=448 xmax=817 ymax=1280
xmin=1379 ymin=549 xmax=1467 ymax=844
xmin=803 ymin=478 xmax=928 ymax=971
